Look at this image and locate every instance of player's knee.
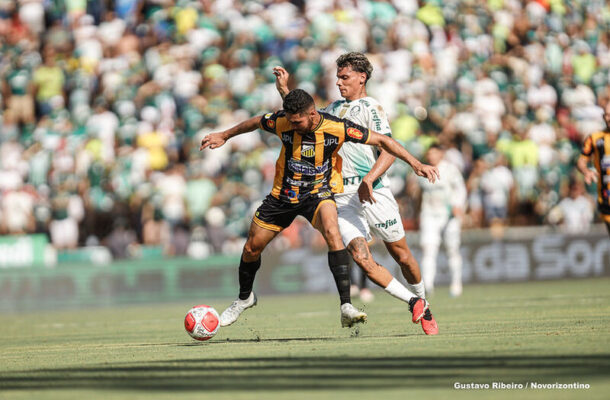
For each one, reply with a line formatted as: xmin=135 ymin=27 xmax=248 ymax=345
xmin=243 ymin=241 xmax=263 ymax=259
xmin=395 ymin=251 xmax=415 ymax=269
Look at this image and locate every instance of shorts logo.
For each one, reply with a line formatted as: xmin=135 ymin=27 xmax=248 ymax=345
xmin=301 ymin=144 xmax=315 ymax=157
xmin=374 ymin=218 xmax=398 ymax=229
xmin=347 ymin=127 xmax=363 ymax=140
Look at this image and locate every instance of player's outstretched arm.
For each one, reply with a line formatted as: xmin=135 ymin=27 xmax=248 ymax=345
xmin=200 ymin=116 xmax=261 ymax=151
xmin=576 ymin=154 xmax=598 ymax=185
xmin=273 ymin=66 xmax=290 ymax=99
xmin=366 ymin=132 xmax=440 ymax=183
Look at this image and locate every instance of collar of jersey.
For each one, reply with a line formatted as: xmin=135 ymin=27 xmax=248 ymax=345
xmin=309 ymin=114 xmax=324 ymax=133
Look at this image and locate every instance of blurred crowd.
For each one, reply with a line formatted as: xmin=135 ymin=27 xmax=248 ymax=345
xmin=0 ymin=0 xmax=609 ymax=258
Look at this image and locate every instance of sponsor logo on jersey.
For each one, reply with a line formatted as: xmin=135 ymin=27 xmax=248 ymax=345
xmin=264 ymin=113 xmax=273 ymax=118
xmin=347 ymin=127 xmax=363 ymax=140
xmin=267 ymin=119 xmax=275 ymax=129
xmin=284 ymin=189 xmax=298 ymax=199
xmin=286 ymin=176 xmax=324 ymax=187
xmin=317 ymin=191 xmax=332 ymax=199
xmin=301 ymin=144 xmax=315 ymax=157
xmin=281 ymin=133 xmax=293 ymax=143
xmin=287 ymin=159 xmax=329 ymax=175
xmin=602 ymin=155 xmax=610 ymax=169
xmin=325 ymin=137 xmax=339 ymax=146
xmin=374 ymin=218 xmax=398 ymax=229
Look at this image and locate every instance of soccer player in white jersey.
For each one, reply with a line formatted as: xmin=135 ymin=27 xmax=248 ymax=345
xmin=274 ymin=52 xmax=438 ymax=335
xmin=418 ymin=144 xmax=467 ymax=297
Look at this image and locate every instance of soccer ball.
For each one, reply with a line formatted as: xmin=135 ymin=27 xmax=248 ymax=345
xmin=184 ymin=305 xmax=220 ymax=341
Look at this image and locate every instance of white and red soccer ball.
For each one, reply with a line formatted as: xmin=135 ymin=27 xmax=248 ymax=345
xmin=184 ymin=305 xmax=220 ymax=341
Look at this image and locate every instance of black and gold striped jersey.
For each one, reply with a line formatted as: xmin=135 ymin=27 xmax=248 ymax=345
xmin=581 ymin=130 xmax=610 ymax=214
xmin=259 ymin=111 xmax=371 ymax=203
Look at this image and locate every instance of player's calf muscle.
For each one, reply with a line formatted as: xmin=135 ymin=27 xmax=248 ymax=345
xmin=348 ymin=238 xmax=392 ymax=287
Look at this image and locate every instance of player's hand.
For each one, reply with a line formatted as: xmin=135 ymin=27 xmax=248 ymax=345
xmin=583 ymin=169 xmax=598 ymax=185
xmin=200 ymin=132 xmax=227 ymax=151
xmin=414 ymin=162 xmax=440 ymax=183
xmin=273 ymin=66 xmax=290 ymax=97
xmin=358 ymin=179 xmax=377 ymax=204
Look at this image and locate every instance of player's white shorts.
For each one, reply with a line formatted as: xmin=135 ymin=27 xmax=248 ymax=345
xmin=336 ymin=186 xmax=405 ymax=246
xmin=419 ymin=214 xmax=461 ymax=251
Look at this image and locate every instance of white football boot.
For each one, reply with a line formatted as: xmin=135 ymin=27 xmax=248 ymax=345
xmin=219 ymin=292 xmax=257 ymax=326
xmin=449 ymin=280 xmax=462 ymax=298
xmin=340 ymin=303 xmax=367 ymax=327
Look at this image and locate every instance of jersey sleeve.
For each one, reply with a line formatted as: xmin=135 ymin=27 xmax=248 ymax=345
xmin=259 ymin=111 xmax=283 ymax=135
xmin=343 ymin=119 xmax=370 ymax=144
xmin=581 ymin=135 xmax=593 ymax=156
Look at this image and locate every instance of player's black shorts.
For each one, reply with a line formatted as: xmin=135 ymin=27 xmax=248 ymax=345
xmin=253 ymin=194 xmax=336 ymax=232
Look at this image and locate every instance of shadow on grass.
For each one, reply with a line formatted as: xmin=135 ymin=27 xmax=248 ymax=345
xmin=1 ymin=354 xmax=608 ymax=391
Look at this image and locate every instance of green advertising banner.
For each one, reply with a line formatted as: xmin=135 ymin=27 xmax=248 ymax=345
xmin=0 ymin=234 xmax=48 ymax=269
xmin=0 ymin=254 xmax=306 ymax=312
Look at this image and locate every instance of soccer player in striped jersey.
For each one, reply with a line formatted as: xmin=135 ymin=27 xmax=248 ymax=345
xmin=274 ymin=52 xmax=439 ymax=335
xmin=577 ymin=102 xmax=610 ymax=236
xmin=200 ymin=89 xmax=439 ymax=328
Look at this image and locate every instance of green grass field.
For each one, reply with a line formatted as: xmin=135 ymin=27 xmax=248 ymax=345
xmin=1 ymin=278 xmax=609 ymax=400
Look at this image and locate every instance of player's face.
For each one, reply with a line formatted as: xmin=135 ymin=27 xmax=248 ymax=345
xmin=286 ymin=106 xmax=316 ymax=134
xmin=426 ymin=148 xmax=443 ymax=166
xmin=336 ymin=66 xmax=366 ymax=100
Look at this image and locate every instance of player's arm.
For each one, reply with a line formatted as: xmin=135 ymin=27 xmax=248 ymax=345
xmin=273 ymin=66 xmax=290 ymax=99
xmin=358 ymin=151 xmax=395 ymax=203
xmin=576 ymin=135 xmax=598 ymax=185
xmin=199 ymin=116 xmax=261 ymax=150
xmin=366 ymin=132 xmax=439 ymax=183
xmin=577 ymin=155 xmax=598 ymax=184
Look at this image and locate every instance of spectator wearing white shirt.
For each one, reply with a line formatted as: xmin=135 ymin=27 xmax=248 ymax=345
xmin=547 ymin=180 xmax=594 ymax=234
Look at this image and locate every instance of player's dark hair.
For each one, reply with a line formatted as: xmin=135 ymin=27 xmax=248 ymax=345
xmin=283 ymin=89 xmax=315 ymax=115
xmin=428 ymin=143 xmax=443 ymax=151
xmin=336 ymin=52 xmax=373 ymax=82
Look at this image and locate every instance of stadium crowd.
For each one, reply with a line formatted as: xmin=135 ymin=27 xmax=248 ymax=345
xmin=0 ymin=0 xmax=609 ymax=258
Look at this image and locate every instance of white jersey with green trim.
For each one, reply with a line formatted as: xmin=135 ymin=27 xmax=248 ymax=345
xmin=321 ymin=97 xmax=392 ymax=196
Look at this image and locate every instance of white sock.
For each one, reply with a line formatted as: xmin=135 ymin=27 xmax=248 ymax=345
xmin=407 ymin=280 xmax=426 ymax=299
xmin=384 ymin=278 xmax=416 ymax=303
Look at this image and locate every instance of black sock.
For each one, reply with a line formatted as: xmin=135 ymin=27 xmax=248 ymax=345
xmin=238 ymin=257 xmax=261 ymax=300
xmin=329 ymin=249 xmax=351 ymax=305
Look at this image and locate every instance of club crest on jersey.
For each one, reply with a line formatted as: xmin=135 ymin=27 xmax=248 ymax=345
xmin=267 ymin=119 xmax=275 ymax=129
xmin=301 ymin=144 xmax=315 ymax=157
xmin=350 ymin=105 xmax=361 ymax=117
xmin=347 ymin=127 xmax=363 ymax=140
